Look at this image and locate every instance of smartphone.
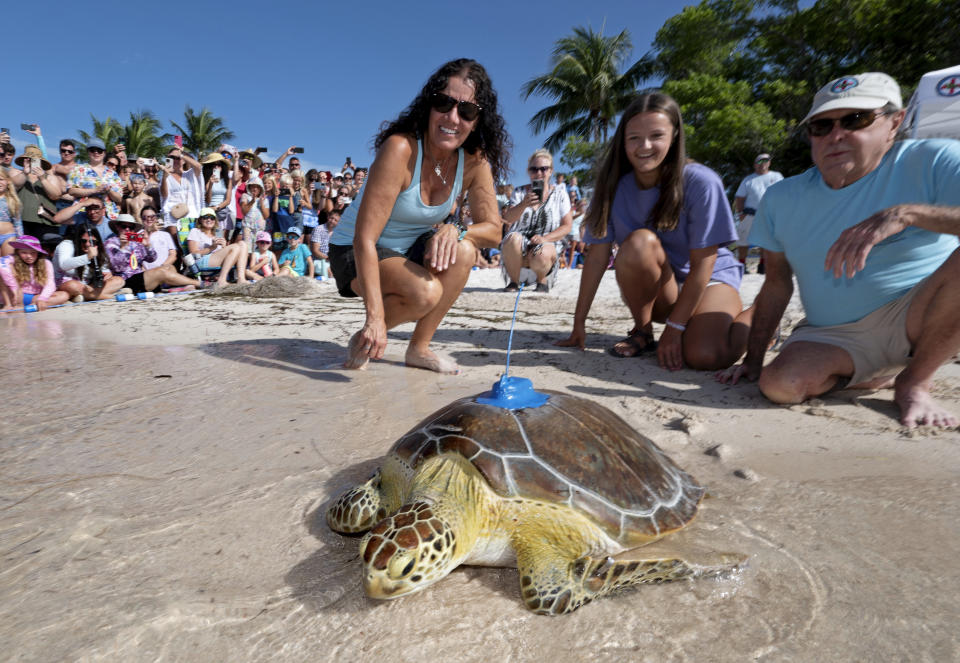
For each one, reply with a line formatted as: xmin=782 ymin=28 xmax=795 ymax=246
xmin=20 ymin=123 xmax=36 ymax=131
xmin=255 ymin=147 xmax=268 ymax=154
xmin=212 ymin=166 xmax=221 ymax=180
xmin=0 ymin=128 xmax=8 ymax=134
xmin=165 ymin=157 xmax=173 ymax=168
xmin=531 ymin=179 xmax=544 ymax=200
xmin=292 ymin=147 xmax=304 ymax=154
xmin=30 ymin=158 xmax=41 ymax=172
xmin=143 ymin=158 xmax=155 ymax=166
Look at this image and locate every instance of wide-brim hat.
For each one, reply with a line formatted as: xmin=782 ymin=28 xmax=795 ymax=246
xmin=8 ymin=235 xmax=48 ymax=254
xmin=14 ymin=145 xmax=52 ymax=171
xmin=803 ymin=72 xmax=903 ymax=123
xmin=108 ymin=213 xmax=144 ymax=234
xmin=201 ymin=152 xmax=228 ymax=165
xmin=246 ymin=176 xmax=264 ymax=190
xmin=239 ymin=150 xmax=263 ymax=169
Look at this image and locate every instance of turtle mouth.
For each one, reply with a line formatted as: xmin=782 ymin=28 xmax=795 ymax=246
xmin=364 ymin=574 xmax=418 ymax=599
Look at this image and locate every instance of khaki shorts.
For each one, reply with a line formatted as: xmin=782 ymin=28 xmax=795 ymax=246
xmin=782 ymin=281 xmax=923 ymax=386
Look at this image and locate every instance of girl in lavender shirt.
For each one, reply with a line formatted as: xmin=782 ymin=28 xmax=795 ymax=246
xmin=557 ymin=92 xmax=753 ymax=371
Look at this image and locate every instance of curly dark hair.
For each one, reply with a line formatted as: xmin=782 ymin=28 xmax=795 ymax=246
xmin=374 ymin=58 xmax=511 ymax=183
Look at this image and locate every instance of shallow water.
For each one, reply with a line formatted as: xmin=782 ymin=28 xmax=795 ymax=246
xmin=1 ymin=315 xmax=958 ymax=662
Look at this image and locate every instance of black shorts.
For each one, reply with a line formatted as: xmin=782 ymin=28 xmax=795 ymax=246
xmin=329 ymin=230 xmax=433 ymax=298
xmin=124 ymin=271 xmax=161 ymax=295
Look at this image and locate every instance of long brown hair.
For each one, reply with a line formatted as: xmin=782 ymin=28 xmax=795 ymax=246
xmin=585 ymin=92 xmax=686 ymax=239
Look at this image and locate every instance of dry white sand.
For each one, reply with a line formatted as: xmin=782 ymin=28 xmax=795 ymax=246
xmin=1 ymin=268 xmax=958 ymax=662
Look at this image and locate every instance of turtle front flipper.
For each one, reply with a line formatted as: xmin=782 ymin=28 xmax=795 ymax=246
xmin=327 ymin=472 xmax=386 ymax=533
xmin=516 ymin=540 xmax=746 ymax=616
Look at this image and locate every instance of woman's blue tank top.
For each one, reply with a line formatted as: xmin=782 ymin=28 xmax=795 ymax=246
xmin=330 ymin=138 xmax=464 ymax=252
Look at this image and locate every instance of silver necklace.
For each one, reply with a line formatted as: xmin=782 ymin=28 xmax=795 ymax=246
xmin=432 ymin=154 xmax=450 ymax=186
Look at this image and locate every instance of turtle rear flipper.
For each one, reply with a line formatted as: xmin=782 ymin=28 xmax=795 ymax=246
xmin=327 ymin=472 xmax=386 ymax=534
xmin=516 ymin=537 xmax=746 ymax=616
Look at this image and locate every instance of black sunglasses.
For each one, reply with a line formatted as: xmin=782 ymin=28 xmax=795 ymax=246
xmin=430 ymin=93 xmax=482 ymax=121
xmin=86 ymin=205 xmax=103 ymax=211
xmin=528 ymin=166 xmax=550 ymax=174
xmin=805 ymin=110 xmax=892 ymax=138
xmin=88 ymin=147 xmax=105 ymax=154
xmin=60 ymin=148 xmax=75 ymax=154
xmin=117 ymin=223 xmax=137 ymax=230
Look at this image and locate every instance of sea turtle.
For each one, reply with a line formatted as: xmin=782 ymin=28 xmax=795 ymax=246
xmin=327 ymin=378 xmax=744 ymax=615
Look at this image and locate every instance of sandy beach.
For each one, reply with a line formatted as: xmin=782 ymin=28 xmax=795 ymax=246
xmin=2 ymin=268 xmax=958 ymax=662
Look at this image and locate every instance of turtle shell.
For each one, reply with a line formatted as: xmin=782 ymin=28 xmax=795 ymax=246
xmin=390 ymin=390 xmax=705 ymax=545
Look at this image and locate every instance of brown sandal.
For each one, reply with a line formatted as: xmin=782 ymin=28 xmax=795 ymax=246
xmin=607 ymin=329 xmax=658 ymax=358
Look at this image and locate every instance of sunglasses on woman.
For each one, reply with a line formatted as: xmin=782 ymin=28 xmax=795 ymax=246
xmin=430 ymin=93 xmax=482 ymax=121
xmin=805 ymin=110 xmax=893 ymax=137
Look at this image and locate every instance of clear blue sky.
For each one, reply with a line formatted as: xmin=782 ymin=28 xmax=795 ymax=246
xmin=5 ymin=0 xmax=685 ymax=184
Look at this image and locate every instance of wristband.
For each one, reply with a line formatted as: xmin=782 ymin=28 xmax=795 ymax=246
xmin=665 ymin=319 xmax=686 ymax=332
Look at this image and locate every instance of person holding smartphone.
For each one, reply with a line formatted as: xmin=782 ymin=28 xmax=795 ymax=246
xmin=66 ymin=139 xmax=124 ymax=221
xmin=14 ymin=144 xmax=63 ymax=238
xmin=500 ymin=148 xmax=573 ymax=293
xmin=327 ymin=58 xmax=508 ymax=374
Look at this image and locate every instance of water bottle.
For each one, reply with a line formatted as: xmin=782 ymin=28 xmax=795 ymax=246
xmin=24 ymin=304 xmax=38 ymax=313
xmin=182 ymin=253 xmax=200 ymax=277
xmin=116 ymin=293 xmax=136 ymax=302
xmin=137 ymin=292 xmax=155 ymax=300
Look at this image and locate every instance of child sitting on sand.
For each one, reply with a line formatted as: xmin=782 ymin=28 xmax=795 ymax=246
xmin=247 ymin=231 xmax=278 ymax=281
xmin=0 ymin=235 xmax=70 ymax=310
xmin=278 ymin=227 xmax=313 ymax=278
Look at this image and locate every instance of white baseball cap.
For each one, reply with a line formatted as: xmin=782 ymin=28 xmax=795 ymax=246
xmin=803 ymin=72 xmax=902 ymax=123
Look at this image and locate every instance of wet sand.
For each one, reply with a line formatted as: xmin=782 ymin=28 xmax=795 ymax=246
xmin=1 ymin=270 xmax=958 ymax=662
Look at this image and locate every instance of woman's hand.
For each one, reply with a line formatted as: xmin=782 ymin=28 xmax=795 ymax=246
xmin=358 ymin=317 xmax=388 ymax=361
xmin=554 ymin=325 xmax=586 ymax=350
xmin=85 ymin=243 xmax=99 ymax=259
xmin=656 ymin=326 xmax=684 ymax=371
xmin=522 ymin=189 xmax=540 ymax=208
xmin=424 ymin=224 xmax=461 ymax=272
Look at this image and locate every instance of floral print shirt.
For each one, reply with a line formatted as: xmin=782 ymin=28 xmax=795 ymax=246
xmin=68 ymin=165 xmax=123 ymax=220
xmin=105 ymin=235 xmax=157 ymax=279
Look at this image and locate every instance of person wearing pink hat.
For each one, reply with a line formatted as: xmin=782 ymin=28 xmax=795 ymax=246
xmin=719 ymin=72 xmax=960 ymax=429
xmin=0 ymin=235 xmax=69 ymax=310
xmin=247 ymin=230 xmax=278 ymax=280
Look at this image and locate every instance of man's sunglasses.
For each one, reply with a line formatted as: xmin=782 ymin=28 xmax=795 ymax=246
xmin=87 ymin=147 xmax=105 ymax=154
xmin=60 ymin=148 xmax=75 ymax=154
xmin=805 ymin=110 xmax=893 ymax=138
xmin=430 ymin=93 xmax=482 ymax=121
xmin=86 ymin=205 xmax=103 ymax=211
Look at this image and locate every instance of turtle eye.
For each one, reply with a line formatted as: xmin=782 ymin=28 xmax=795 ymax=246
xmin=387 ymin=550 xmax=416 ymax=580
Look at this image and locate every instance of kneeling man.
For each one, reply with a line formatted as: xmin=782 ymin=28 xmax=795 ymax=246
xmin=721 ymin=72 xmax=960 ymax=428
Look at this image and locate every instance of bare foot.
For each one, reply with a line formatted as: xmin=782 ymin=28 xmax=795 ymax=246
xmin=405 ymin=347 xmax=461 ymax=375
xmin=894 ymin=384 xmax=958 ymax=429
xmin=344 ymin=331 xmax=370 ymax=370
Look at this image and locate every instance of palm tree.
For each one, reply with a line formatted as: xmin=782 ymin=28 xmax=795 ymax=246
xmin=522 ymin=26 xmax=651 ymax=153
xmin=76 ymin=115 xmax=124 ymax=161
xmin=121 ymin=110 xmax=172 ymax=160
xmin=170 ymin=106 xmax=235 ymax=158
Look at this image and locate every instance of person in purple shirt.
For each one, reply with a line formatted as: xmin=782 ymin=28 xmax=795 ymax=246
xmin=104 ymin=214 xmax=200 ymax=293
xmin=556 ymin=92 xmax=753 ymax=371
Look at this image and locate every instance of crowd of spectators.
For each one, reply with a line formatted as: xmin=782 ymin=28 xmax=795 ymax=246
xmin=0 ymin=124 xmax=590 ymax=310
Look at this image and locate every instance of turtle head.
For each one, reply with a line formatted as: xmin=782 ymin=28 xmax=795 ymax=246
xmin=359 ymin=501 xmax=459 ymax=599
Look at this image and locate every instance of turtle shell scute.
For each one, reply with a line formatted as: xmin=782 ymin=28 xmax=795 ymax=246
xmin=385 ymin=390 xmax=704 ymax=541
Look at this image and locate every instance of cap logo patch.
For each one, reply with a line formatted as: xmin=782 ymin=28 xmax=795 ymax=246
xmin=936 ymin=75 xmax=960 ymax=97
xmin=831 ymin=77 xmax=859 ymax=93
